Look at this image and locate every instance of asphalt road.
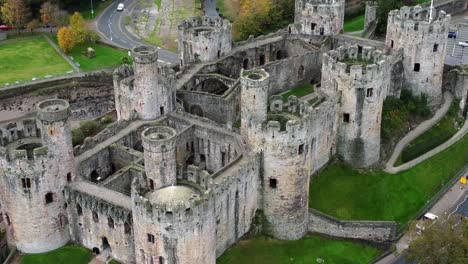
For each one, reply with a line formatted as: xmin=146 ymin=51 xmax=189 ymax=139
xmin=96 ymin=0 xmax=178 ymax=64
xmin=202 ymin=0 xmax=218 ymax=17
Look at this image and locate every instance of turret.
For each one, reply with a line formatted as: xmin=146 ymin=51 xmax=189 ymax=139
xmin=131 ymin=170 xmax=215 ymax=264
xmin=295 ymin=0 xmax=345 ymax=36
xmin=113 ymin=46 xmax=176 ymax=121
xmin=386 ymin=5 xmax=450 ymax=102
xmin=0 ymin=99 xmax=74 ymax=253
xmin=321 ymin=46 xmax=390 ymax=168
xmin=178 ymin=16 xmax=232 ymax=69
xmin=240 ymin=68 xmax=269 ymax=151
xmin=142 ymin=126 xmax=177 ymax=190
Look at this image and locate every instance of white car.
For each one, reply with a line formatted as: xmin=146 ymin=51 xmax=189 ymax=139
xmin=117 ymin=3 xmax=124 ymax=11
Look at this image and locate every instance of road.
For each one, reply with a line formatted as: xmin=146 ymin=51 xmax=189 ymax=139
xmin=96 ymin=0 xmax=178 ymax=64
xmin=202 ymin=0 xmax=218 ymax=17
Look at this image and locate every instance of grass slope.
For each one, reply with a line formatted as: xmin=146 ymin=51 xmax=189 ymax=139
xmin=398 ymin=101 xmax=462 ymax=164
xmin=310 ymin=134 xmax=468 ymax=227
xmin=20 ymin=245 xmax=93 ymax=264
xmin=217 ymin=235 xmax=380 ymax=264
xmin=344 ymin=15 xmax=365 ymax=32
xmin=49 ymin=35 xmax=130 ymax=71
xmin=0 ymin=38 xmax=73 ymax=84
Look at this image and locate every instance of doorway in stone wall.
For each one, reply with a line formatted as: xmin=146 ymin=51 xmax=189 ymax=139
xmin=102 ymin=237 xmax=111 ymax=251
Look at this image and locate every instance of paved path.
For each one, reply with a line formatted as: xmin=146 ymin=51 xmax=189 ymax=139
xmin=384 ymin=91 xmax=454 ymax=173
xmin=43 ymin=35 xmax=81 ymax=72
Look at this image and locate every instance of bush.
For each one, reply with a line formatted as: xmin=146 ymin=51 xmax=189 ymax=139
xmin=71 ymin=128 xmax=85 ymax=146
xmin=381 ymin=89 xmax=432 ymax=142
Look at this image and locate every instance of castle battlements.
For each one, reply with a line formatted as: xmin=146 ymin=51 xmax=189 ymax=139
xmin=299 ymin=0 xmax=344 ymax=6
xmin=178 ymin=16 xmax=231 ymax=32
xmin=324 ymin=45 xmax=389 ymax=83
xmin=386 ymin=5 xmax=450 ymax=100
xmin=388 ymin=5 xmax=450 ymax=30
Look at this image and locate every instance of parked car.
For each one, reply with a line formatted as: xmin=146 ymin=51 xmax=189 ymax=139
xmin=0 ymin=24 xmax=11 ymax=30
xmin=448 ymin=31 xmax=457 ymax=39
xmin=458 ymin=41 xmax=468 ymax=47
xmin=416 ymin=213 xmax=438 ymax=235
xmin=117 ymin=3 xmax=125 ymax=11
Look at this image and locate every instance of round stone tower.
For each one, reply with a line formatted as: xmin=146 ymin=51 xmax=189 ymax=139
xmin=132 ymin=177 xmax=216 ymax=264
xmin=321 ymin=46 xmax=390 ymax=168
xmin=386 ymin=5 xmax=450 ymax=101
xmin=142 ymin=126 xmax=177 ymax=190
xmin=262 ymin=117 xmax=312 ymax=240
xmin=240 ymin=69 xmax=269 ymax=151
xmin=295 ymin=0 xmax=345 ymax=36
xmin=178 ymin=16 xmax=232 ymax=69
xmin=0 ymin=99 xmax=73 ymax=253
xmin=116 ymin=46 xmax=176 ymax=121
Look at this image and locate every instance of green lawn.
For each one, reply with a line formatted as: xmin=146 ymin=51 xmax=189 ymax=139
xmin=397 ymin=101 xmax=462 ymax=165
xmin=0 ymin=38 xmax=74 ymax=84
xmin=69 ymin=43 xmax=130 ymax=71
xmin=344 ymin=15 xmax=365 ymax=32
xmin=217 ymin=235 xmax=380 ymax=264
xmin=20 ymin=245 xmax=93 ymax=264
xmin=49 ymin=35 xmax=130 ymax=71
xmin=309 ymin=134 xmax=468 ymax=227
xmin=281 ymin=84 xmax=315 ymax=102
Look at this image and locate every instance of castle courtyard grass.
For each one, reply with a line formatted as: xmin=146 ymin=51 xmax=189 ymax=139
xmin=20 ymin=245 xmax=93 ymax=264
xmin=281 ymin=83 xmax=315 ymax=101
xmin=0 ymin=38 xmax=74 ymax=85
xmin=217 ymin=235 xmax=380 ymax=264
xmin=309 ymin=134 xmax=468 ymax=227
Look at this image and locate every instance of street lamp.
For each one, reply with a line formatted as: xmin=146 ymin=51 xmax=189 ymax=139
xmin=91 ymin=0 xmax=94 ymax=18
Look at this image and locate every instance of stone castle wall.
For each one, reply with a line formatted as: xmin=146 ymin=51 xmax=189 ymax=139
xmin=308 ymin=209 xmax=397 ymax=242
xmin=0 ymin=71 xmax=114 ymax=125
xmin=321 ymin=46 xmax=390 ymax=168
xmin=178 ymin=16 xmax=232 ymax=68
xmin=386 ymin=5 xmax=450 ymax=101
xmin=295 ymin=0 xmax=345 ymax=36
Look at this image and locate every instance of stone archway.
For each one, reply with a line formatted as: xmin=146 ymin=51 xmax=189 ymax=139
xmin=190 ymin=105 xmax=204 ymax=117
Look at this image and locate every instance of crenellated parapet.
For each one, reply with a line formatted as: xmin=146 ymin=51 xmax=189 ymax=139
xmin=386 ymin=5 xmax=450 ymax=101
xmin=294 ymin=0 xmax=345 ymax=36
xmin=131 ymin=174 xmax=216 ymax=264
xmin=114 ymin=46 xmax=177 ymax=121
xmin=321 ymin=45 xmax=389 ymax=168
xmin=178 ymin=16 xmax=232 ymax=69
xmin=322 ymin=45 xmax=390 ymax=88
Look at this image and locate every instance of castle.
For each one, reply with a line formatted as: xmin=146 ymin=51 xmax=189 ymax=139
xmin=0 ymin=3 xmax=453 ymax=264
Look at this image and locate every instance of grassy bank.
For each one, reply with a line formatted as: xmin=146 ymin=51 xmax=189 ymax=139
xmin=397 ymin=100 xmax=463 ymax=165
xmin=0 ymin=38 xmax=73 ymax=84
xmin=217 ymin=235 xmax=380 ymax=264
xmin=20 ymin=245 xmax=93 ymax=264
xmin=344 ymin=14 xmax=365 ymax=32
xmin=309 ymin=134 xmax=468 ymax=227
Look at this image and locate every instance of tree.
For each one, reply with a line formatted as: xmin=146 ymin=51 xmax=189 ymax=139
xmin=69 ymin=12 xmax=87 ymax=44
xmin=57 ymin=26 xmax=75 ymax=53
xmin=54 ymin=9 xmax=70 ymax=27
xmin=404 ymin=216 xmax=468 ymax=264
xmin=26 ymin=19 xmax=40 ymax=32
xmin=1 ymin=0 xmax=31 ymax=32
xmin=39 ymin=1 xmax=59 ymax=27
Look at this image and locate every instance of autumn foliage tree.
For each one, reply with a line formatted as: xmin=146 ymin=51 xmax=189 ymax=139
xmin=0 ymin=0 xmax=31 ymax=32
xmin=40 ymin=2 xmax=60 ymax=27
xmin=232 ymin=0 xmax=294 ymax=40
xmin=70 ymin=12 xmax=88 ymax=45
xmin=404 ymin=216 xmax=468 ymax=264
xmin=57 ymin=26 xmax=75 ymax=53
